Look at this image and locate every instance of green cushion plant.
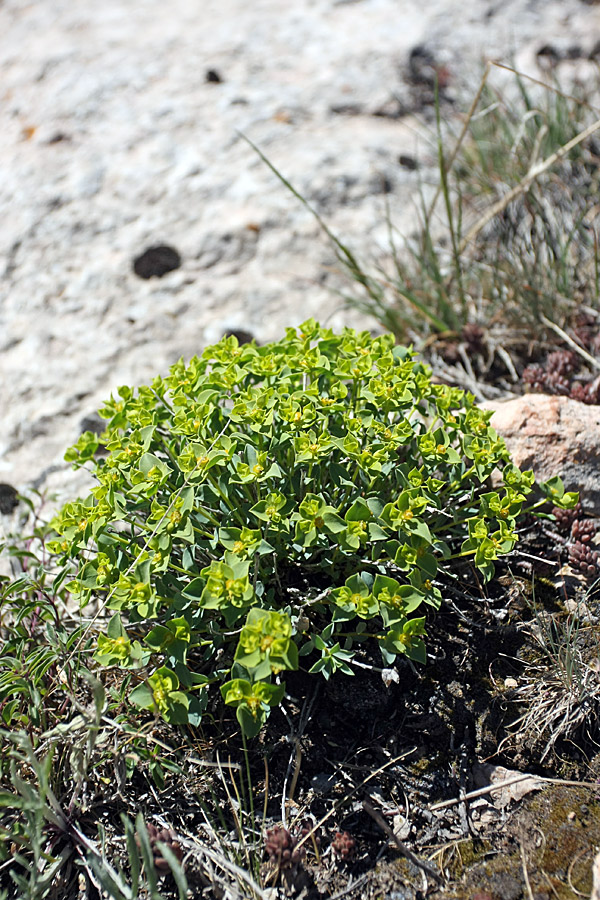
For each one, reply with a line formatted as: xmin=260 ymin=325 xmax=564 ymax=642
xmin=49 ymin=320 xmax=576 ymax=736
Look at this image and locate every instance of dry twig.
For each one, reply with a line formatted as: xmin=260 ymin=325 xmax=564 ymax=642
xmin=362 ymin=795 xmax=444 ymax=887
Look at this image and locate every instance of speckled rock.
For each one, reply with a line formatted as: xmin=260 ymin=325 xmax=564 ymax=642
xmin=482 ymin=394 xmax=600 ymax=514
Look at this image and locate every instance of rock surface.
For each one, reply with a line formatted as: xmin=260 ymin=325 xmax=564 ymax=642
xmin=483 ymin=394 xmax=600 ymax=514
xmin=1 ymin=0 xmax=600 ymax=508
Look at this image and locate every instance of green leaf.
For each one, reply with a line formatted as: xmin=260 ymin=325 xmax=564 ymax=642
xmin=539 ymin=475 xmax=565 ymax=500
xmin=144 ymin=624 xmax=170 ymax=650
xmin=122 ymin=815 xmax=140 ymax=897
xmin=382 ymin=617 xmax=427 ymax=663
xmin=156 ymin=842 xmax=189 ymax=899
xmin=345 ymin=498 xmax=373 ymax=522
xmin=135 ymin=815 xmax=159 ymax=895
xmin=129 ymin=682 xmax=154 ymax=710
xmin=322 ymin=510 xmax=346 ymax=533
xmin=107 ymin=613 xmax=126 ymax=640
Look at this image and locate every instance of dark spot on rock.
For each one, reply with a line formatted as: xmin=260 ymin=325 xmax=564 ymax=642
xmin=46 ymin=196 xmax=64 ymax=211
xmin=369 ymin=175 xmax=393 ymax=194
xmin=222 ymin=329 xmax=255 ymax=345
xmin=398 ymin=154 xmax=418 ymax=170
xmin=0 ymin=483 xmax=19 ymax=515
xmin=536 ymin=44 xmax=561 ymax=67
xmin=47 ymin=132 xmax=70 ymax=144
xmin=133 ymin=245 xmax=181 ymax=279
xmin=273 ymin=110 xmax=293 ymax=124
xmin=589 ymin=40 xmax=600 ymax=60
xmin=329 ymin=103 xmax=363 ymax=116
xmin=372 ymin=98 xmax=406 ymax=119
xmin=566 ymin=45 xmax=584 ymax=59
xmin=196 ymin=229 xmax=258 ymax=270
xmin=205 ymin=69 xmax=223 ymax=83
xmin=405 ymin=44 xmax=452 ymax=110
xmin=407 ymin=45 xmax=438 ymax=87
xmin=79 ymin=414 xmax=105 ymax=436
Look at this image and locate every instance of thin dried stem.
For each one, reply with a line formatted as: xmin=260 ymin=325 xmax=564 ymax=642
xmin=363 ymin=795 xmax=444 ymax=887
xmin=540 ymin=315 xmax=600 ymax=372
xmin=430 ymin=775 xmax=598 ymax=812
xmin=520 ymin=842 xmax=536 ymax=900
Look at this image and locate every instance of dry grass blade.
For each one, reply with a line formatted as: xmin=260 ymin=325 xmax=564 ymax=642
xmin=244 ymin=58 xmax=600 ymax=357
xmin=493 ymin=61 xmax=600 ymax=113
xmin=293 ymin=749 xmax=416 ymax=856
xmin=567 ymin=849 xmax=592 ymax=898
xmin=431 ymin=774 xmax=599 ymax=812
xmin=281 ymin=684 xmax=319 ymax=823
xmin=506 ymin=655 xmax=600 ymax=761
xmin=520 ymin=842 xmax=535 ymax=900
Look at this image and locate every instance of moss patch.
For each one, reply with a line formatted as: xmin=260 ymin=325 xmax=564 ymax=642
xmin=435 ymin=785 xmax=600 ymax=900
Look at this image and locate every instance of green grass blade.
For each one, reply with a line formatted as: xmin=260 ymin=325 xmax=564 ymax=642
xmin=156 ymin=842 xmax=188 ymax=899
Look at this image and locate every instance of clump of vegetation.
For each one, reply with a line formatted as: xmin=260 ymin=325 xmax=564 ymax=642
xmin=48 ymin=321 xmax=575 ymax=736
xmin=389 ymin=67 xmax=600 ymax=350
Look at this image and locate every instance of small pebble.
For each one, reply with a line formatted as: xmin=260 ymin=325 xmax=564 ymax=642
xmin=133 ymin=245 xmax=182 ymax=279
xmin=222 ymin=328 xmax=254 ymax=344
xmin=0 ymin=483 xmax=19 ymax=514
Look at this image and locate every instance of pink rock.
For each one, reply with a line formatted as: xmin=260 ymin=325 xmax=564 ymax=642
xmin=481 ymin=394 xmax=600 ymax=514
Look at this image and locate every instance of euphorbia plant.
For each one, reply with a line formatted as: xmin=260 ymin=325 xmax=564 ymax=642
xmin=49 ymin=320 xmax=576 ymax=735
